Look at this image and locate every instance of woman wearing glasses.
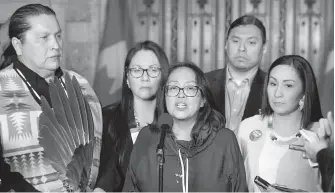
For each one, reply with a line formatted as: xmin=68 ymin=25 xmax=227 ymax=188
xmin=122 ymin=62 xmax=247 ymax=192
xmin=94 ymin=41 xmax=170 ymax=192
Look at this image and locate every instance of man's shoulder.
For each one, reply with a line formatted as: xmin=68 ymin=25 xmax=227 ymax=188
xmin=63 ymin=69 xmax=101 ymax=107
xmin=257 ymin=68 xmax=267 ymax=80
xmin=63 ymin=70 xmax=90 ymax=84
xmin=205 ymin=68 xmax=225 ymax=82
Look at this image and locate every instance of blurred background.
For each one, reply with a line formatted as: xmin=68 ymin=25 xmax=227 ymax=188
xmin=0 ymin=0 xmax=333 ymax=114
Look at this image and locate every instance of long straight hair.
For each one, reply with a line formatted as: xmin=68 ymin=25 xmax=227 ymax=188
xmin=115 ymin=40 xmax=169 ymax=166
xmin=261 ymin=55 xmax=323 ymax=128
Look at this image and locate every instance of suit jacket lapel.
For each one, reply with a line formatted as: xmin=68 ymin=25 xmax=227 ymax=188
xmin=211 ymin=68 xmax=227 ymax=116
xmin=243 ymin=70 xmax=265 ymax=120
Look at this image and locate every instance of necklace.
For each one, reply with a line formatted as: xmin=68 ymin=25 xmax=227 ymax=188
xmin=268 ymin=114 xmax=302 ymax=145
xmin=134 ymin=110 xmax=141 ymax=129
xmin=14 ymin=68 xmax=66 ymax=104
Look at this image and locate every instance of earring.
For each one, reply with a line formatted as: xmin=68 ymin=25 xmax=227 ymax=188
xmin=299 ymin=99 xmax=304 ymax=111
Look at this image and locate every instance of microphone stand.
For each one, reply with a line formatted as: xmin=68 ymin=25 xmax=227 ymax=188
xmin=157 ymin=128 xmax=166 ymax=192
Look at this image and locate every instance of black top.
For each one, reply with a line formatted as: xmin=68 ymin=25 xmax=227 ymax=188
xmin=0 ymin=143 xmax=38 ymax=192
xmin=317 ymin=148 xmax=334 ymax=192
xmin=95 ymin=102 xmax=134 ymax=191
xmin=122 ymin=125 xmax=248 ymax=192
xmin=13 ymin=58 xmax=63 ymax=106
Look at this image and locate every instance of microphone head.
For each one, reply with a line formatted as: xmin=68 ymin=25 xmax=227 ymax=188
xmin=157 ymin=113 xmax=173 ymax=129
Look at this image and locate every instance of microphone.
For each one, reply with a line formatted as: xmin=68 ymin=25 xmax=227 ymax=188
xmin=156 ymin=113 xmax=173 ymax=192
xmin=156 ymin=113 xmax=173 ymax=161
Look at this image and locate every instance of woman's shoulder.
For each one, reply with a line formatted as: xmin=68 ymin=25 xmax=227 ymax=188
xmin=238 ymin=114 xmax=267 ymax=139
xmin=131 ymin=126 xmax=158 ymax=157
xmin=102 ymin=102 xmax=121 ymax=120
xmin=210 ymin=127 xmax=241 ymax=148
xmin=215 ymin=127 xmax=236 ymax=140
xmin=136 ymin=125 xmax=159 ymax=143
xmin=239 ymin=115 xmax=264 ymax=128
xmin=102 ymin=102 xmax=121 ymax=114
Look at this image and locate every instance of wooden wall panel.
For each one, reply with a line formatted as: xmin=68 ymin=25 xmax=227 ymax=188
xmin=163 ymin=0 xmax=172 ymax=61
xmin=127 ymin=0 xmax=333 ymax=79
xmin=216 ymin=0 xmax=227 ymax=69
xmin=177 ymin=0 xmax=187 ymax=63
xmin=189 ymin=1 xmax=201 ymax=67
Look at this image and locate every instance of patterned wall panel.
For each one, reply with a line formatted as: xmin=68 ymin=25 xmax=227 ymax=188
xmin=0 ymin=0 xmax=331 ymax=85
xmin=127 ymin=0 xmax=333 ymax=79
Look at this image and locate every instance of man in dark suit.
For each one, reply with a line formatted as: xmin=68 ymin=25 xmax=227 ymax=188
xmin=206 ymin=15 xmax=267 ymax=133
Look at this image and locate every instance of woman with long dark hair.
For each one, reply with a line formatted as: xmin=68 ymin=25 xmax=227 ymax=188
xmin=237 ymin=55 xmax=323 ymax=192
xmin=94 ymin=40 xmax=169 ymax=192
xmin=122 ymin=62 xmax=247 ymax=192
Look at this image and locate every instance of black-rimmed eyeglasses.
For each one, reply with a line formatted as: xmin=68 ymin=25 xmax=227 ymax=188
xmin=128 ymin=67 xmax=161 ymax=78
xmin=165 ymin=85 xmax=200 ymax=97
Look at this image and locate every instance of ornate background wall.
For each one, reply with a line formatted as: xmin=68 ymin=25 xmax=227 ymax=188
xmin=0 ymin=0 xmax=333 ymax=110
xmin=126 ymin=0 xmax=333 ymax=80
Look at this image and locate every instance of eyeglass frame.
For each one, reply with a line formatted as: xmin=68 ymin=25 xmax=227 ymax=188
xmin=128 ymin=66 xmax=162 ymax=78
xmin=164 ymin=85 xmax=201 ymax=97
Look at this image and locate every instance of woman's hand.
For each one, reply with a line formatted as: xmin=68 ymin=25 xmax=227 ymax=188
xmin=313 ymin=111 xmax=334 ymax=139
xmin=304 ymin=134 xmax=328 ymax=162
xmin=304 ymin=111 xmax=334 ymax=162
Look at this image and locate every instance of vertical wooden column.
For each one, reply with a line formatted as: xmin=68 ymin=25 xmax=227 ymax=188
xmin=188 ymin=1 xmax=202 ymax=67
xmin=177 ymin=0 xmax=187 ymax=63
xmin=216 ymin=0 xmax=229 ymax=69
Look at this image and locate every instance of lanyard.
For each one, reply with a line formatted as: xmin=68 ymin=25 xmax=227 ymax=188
xmin=13 ymin=67 xmax=66 ymax=104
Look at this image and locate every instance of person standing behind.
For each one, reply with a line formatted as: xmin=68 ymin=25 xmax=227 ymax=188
xmin=94 ymin=40 xmax=170 ymax=192
xmin=206 ymin=15 xmax=267 ymax=133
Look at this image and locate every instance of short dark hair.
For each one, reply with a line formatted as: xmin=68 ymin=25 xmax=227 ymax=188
xmin=152 ymin=61 xmax=225 ymax=143
xmin=227 ymin=15 xmax=266 ymax=45
xmin=261 ymin=55 xmax=323 ymax=128
xmin=1 ymin=4 xmax=56 ymax=69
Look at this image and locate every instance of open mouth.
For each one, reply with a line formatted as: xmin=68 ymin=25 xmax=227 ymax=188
xmin=176 ymin=103 xmax=187 ymax=109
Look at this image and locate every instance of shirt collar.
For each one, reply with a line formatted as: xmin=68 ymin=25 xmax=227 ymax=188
xmin=226 ymin=65 xmax=258 ymax=86
xmin=13 ymin=58 xmax=63 ymax=82
xmin=13 ymin=58 xmax=64 ymax=106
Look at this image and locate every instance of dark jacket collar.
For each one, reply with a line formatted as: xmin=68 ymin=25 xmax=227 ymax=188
xmin=13 ymin=58 xmax=63 ymax=106
xmin=211 ymin=67 xmax=265 ymax=120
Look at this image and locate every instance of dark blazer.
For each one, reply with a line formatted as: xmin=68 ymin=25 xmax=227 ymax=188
xmin=205 ymin=67 xmax=266 ymax=120
xmin=0 ymin=144 xmax=38 ymax=192
xmin=317 ymin=148 xmax=334 ymax=192
xmin=95 ymin=102 xmax=134 ymax=192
